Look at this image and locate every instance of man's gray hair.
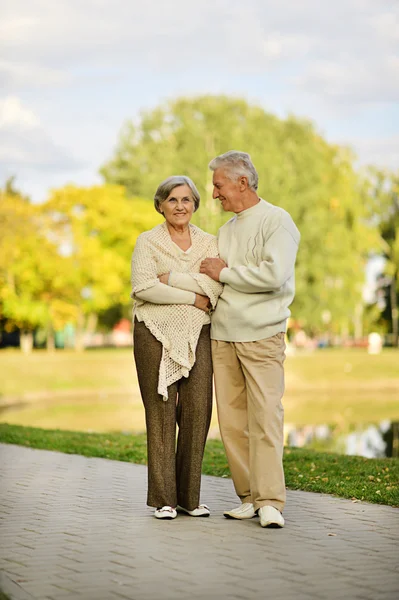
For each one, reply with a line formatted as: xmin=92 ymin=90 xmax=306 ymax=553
xmin=208 ymin=151 xmax=259 ymax=191
xmin=154 ymin=175 xmax=200 ymax=214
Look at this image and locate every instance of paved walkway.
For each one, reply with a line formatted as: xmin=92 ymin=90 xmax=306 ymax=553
xmin=0 ymin=444 xmax=398 ymax=600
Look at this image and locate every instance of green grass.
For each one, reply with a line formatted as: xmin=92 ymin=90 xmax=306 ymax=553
xmin=0 ymin=348 xmax=135 ymax=397
xmin=287 ymin=346 xmax=399 ymax=381
xmin=1 ymin=348 xmax=399 ymax=431
xmin=1 ymin=347 xmax=398 ymax=394
xmin=1 ymin=423 xmax=398 ymax=507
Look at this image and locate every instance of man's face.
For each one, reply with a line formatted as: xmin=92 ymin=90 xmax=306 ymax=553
xmin=212 ymin=168 xmax=242 ymax=213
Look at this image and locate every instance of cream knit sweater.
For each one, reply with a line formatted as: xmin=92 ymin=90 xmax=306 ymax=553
xmin=131 ymin=222 xmax=223 ymax=399
xmin=212 ymin=199 xmax=300 ymax=342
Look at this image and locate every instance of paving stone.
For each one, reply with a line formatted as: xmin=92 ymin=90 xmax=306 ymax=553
xmin=0 ymin=443 xmax=398 ymax=600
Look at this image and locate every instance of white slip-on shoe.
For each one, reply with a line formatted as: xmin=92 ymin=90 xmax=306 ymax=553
xmin=258 ymin=506 xmax=285 ymax=528
xmin=223 ymin=502 xmax=256 ymax=519
xmin=154 ymin=506 xmax=177 ymax=520
xmin=178 ymin=504 xmax=210 ymax=517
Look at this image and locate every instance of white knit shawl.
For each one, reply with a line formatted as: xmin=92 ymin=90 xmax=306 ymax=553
xmin=131 ymin=222 xmax=223 ymax=399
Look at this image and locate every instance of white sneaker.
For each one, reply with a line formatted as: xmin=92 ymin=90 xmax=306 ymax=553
xmin=223 ymin=502 xmax=256 ymax=519
xmin=178 ymin=504 xmax=210 ymax=517
xmin=154 ymin=506 xmax=177 ymax=519
xmin=258 ymin=506 xmax=285 ymax=528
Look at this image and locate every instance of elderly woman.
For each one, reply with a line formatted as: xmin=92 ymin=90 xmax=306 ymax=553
xmin=131 ymin=175 xmax=223 ymax=520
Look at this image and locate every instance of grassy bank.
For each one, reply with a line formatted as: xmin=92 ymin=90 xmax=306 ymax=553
xmin=1 ymin=424 xmax=398 ymax=507
xmin=2 ymin=347 xmax=399 ymax=395
xmin=1 ymin=348 xmax=399 ymax=431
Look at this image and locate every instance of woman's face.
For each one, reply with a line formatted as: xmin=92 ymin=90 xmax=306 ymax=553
xmin=160 ymin=184 xmax=195 ymax=228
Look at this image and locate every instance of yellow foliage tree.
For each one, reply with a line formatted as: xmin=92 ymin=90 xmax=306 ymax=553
xmin=39 ymin=184 xmax=162 ymax=349
xmin=0 ymin=189 xmax=74 ymax=352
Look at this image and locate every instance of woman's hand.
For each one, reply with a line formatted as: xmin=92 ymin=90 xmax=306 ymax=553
xmin=194 ymin=293 xmax=211 ymax=313
xmin=159 ymin=273 xmax=170 ymax=285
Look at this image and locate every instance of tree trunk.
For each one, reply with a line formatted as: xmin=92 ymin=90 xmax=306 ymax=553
xmin=74 ymin=312 xmax=98 ymax=351
xmin=390 ymin=271 xmax=398 ymax=347
xmin=200 ymin=134 xmax=219 ymax=234
xmin=392 ymin=422 xmax=399 ymax=458
xmin=354 ymin=303 xmax=364 ymax=342
xmin=74 ymin=310 xmax=85 ymax=352
xmin=86 ymin=312 xmax=98 ymax=336
xmin=20 ymin=330 xmax=34 ymax=354
xmin=46 ymin=327 xmax=56 ymax=352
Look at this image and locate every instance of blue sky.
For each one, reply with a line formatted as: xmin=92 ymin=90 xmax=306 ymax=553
xmin=1 ymin=0 xmax=398 ymax=202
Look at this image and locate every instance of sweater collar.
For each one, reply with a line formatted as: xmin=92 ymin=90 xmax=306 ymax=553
xmin=236 ymin=198 xmax=267 ymax=220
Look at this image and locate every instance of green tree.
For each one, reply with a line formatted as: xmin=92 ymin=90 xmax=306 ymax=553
xmin=365 ymin=169 xmax=399 ymax=345
xmin=101 ymin=95 xmax=380 ymax=336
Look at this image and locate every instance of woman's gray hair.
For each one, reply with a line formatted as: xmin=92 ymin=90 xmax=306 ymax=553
xmin=208 ymin=151 xmax=259 ymax=191
xmin=154 ymin=175 xmax=200 ymax=214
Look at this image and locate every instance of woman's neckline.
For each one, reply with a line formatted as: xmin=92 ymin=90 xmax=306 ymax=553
xmin=163 ymin=221 xmax=192 ymax=252
xmin=171 ymin=240 xmax=192 ymax=254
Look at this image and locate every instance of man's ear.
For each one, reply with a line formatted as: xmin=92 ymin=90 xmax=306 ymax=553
xmin=239 ymin=176 xmax=248 ymax=191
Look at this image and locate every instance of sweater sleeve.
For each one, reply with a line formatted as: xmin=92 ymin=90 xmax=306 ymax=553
xmin=220 ymin=224 xmax=300 ymax=293
xmin=168 ymin=272 xmax=207 ymax=295
xmin=131 ymin=234 xmax=159 ymax=295
xmin=131 ymin=235 xmax=195 ymax=305
xmin=135 ymin=282 xmax=196 ymax=305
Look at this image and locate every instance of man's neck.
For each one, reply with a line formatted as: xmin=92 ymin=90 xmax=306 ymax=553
xmin=235 ymin=193 xmax=260 ymax=214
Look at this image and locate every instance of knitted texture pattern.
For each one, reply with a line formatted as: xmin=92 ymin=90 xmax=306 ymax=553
xmin=131 ymin=222 xmax=223 ymax=399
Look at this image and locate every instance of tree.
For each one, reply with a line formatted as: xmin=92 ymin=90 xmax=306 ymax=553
xmin=365 ymin=169 xmax=399 ymax=345
xmin=101 ymin=95 xmax=380 ymax=336
xmin=39 ymin=185 xmax=162 ymax=349
xmin=0 ymin=187 xmax=71 ymax=352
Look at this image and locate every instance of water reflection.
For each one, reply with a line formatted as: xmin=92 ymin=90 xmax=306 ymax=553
xmin=1 ymin=394 xmax=398 ymax=459
xmin=285 ymin=421 xmax=399 ymax=458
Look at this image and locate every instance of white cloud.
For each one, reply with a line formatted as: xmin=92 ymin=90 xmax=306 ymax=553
xmin=0 ymin=128 xmax=84 ymax=170
xmin=0 ymin=96 xmax=83 ymax=171
xmin=1 ymin=1 xmax=396 ymax=105
xmin=0 ymin=60 xmax=71 ymax=88
xmin=296 ymin=55 xmax=399 ymax=104
xmin=370 ymin=11 xmax=399 ymax=45
xmin=0 ymin=96 xmax=40 ymax=128
xmin=0 ymin=16 xmax=39 ymax=43
xmin=0 ymin=0 xmax=397 ymax=197
xmin=261 ymin=34 xmax=311 ymax=60
xmin=0 ymin=2 xmax=395 ymax=107
xmin=351 ymin=134 xmax=399 ymax=170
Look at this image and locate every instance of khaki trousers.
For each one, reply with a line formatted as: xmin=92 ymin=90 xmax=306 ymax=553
xmin=134 ymin=320 xmax=212 ymax=510
xmin=212 ymin=333 xmax=286 ymax=512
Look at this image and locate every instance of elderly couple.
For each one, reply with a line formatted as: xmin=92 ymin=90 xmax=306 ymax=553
xmin=131 ymin=151 xmax=300 ymax=528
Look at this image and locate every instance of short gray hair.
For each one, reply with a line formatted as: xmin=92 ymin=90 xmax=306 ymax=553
xmin=208 ymin=151 xmax=258 ymax=191
xmin=154 ymin=175 xmax=200 ymax=214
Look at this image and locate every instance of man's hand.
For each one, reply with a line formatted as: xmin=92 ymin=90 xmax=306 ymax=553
xmin=158 ymin=273 xmax=170 ymax=285
xmin=200 ymin=258 xmax=227 ymax=281
xmin=194 ymin=294 xmax=211 ymax=313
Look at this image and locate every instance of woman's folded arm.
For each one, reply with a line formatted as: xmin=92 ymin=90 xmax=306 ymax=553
xmin=135 ymin=282 xmax=195 ymax=305
xmin=168 ymin=272 xmax=209 ymax=295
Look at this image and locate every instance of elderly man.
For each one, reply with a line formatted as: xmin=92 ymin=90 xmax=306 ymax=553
xmin=200 ymin=151 xmax=300 ymax=528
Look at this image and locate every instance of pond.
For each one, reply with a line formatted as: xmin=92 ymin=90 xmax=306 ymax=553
xmin=1 ymin=393 xmax=398 ymax=459
xmin=285 ymin=421 xmax=399 ymax=458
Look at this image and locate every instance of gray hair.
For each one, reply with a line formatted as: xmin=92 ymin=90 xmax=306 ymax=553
xmin=154 ymin=175 xmax=200 ymax=214
xmin=208 ymin=150 xmax=259 ymax=191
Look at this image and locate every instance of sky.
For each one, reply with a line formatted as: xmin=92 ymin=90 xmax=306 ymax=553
xmin=1 ymin=0 xmax=398 ymax=202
